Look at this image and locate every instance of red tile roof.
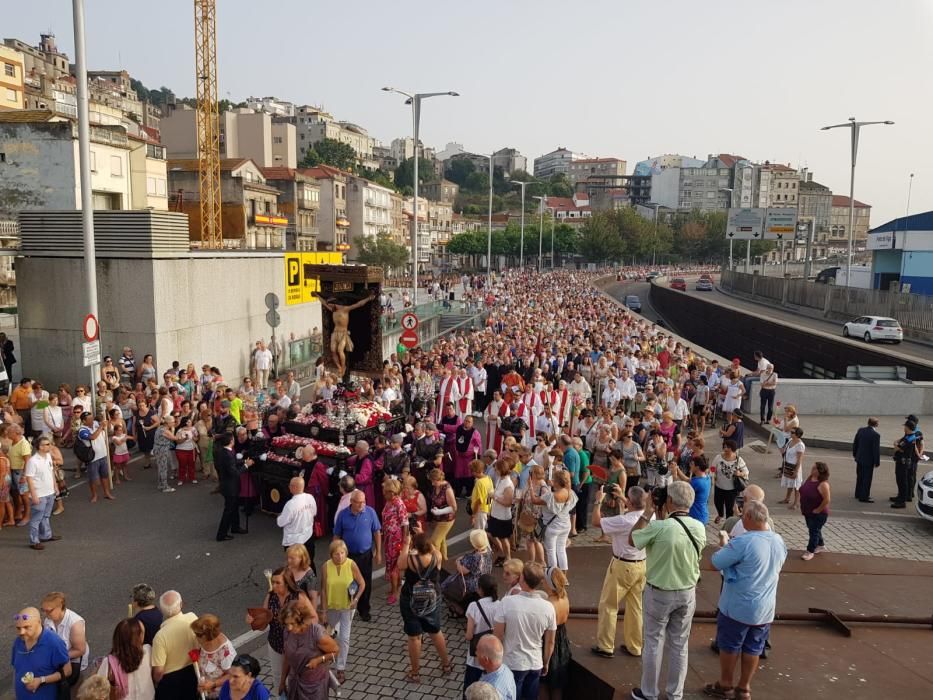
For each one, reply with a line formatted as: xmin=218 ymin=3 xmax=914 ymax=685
xmin=832 ymin=195 xmax=870 ymax=208
xmin=303 ymin=164 xmax=350 ymax=179
xmin=716 ymin=153 xmax=747 ymax=167
xmin=760 ymin=162 xmax=794 ymax=171
xmin=544 ymin=197 xmax=574 ymax=209
xmin=260 ymin=166 xmax=298 ymax=180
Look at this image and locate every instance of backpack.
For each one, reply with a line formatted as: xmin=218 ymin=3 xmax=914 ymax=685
xmin=409 ymin=553 xmax=439 ymax=617
xmin=74 ymin=436 xmax=94 ymax=464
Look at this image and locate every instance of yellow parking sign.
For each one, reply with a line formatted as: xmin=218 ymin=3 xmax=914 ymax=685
xmin=285 ymin=253 xmax=303 ymax=305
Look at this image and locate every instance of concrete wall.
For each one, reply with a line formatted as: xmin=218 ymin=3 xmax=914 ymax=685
xmin=748 ymin=379 xmax=933 ymax=417
xmin=17 ymin=254 xmax=322 ymax=388
xmin=159 ymin=107 xmax=198 ymax=159
xmin=0 ymin=121 xmax=76 ymax=215
xmin=271 ymin=122 xmax=296 ymax=169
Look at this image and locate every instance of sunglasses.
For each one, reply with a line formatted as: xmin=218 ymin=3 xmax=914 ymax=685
xmin=12 ymin=614 xmax=32 ymax=621
xmin=230 ymin=655 xmax=253 ymax=672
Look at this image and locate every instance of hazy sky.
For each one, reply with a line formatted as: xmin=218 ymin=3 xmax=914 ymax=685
xmin=8 ymin=0 xmax=933 ymax=225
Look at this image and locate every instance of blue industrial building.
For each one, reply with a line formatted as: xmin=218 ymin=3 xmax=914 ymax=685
xmin=867 ymin=211 xmax=933 ymax=294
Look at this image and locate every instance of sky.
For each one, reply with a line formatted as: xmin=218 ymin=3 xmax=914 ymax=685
xmin=7 ymin=0 xmax=933 ymax=225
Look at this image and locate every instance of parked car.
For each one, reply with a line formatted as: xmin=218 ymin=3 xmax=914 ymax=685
xmin=669 ymin=278 xmax=687 ymax=292
xmin=918 ymin=469 xmax=933 ymax=523
xmin=842 ymin=316 xmax=903 ymax=343
xmin=625 ymin=295 xmax=642 ymax=312
xmin=695 ymin=277 xmax=713 ymax=291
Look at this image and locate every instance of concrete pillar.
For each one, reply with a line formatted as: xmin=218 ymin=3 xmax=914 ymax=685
xmin=781 ymin=277 xmax=788 ymax=306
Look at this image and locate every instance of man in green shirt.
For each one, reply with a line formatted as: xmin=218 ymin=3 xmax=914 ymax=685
xmin=628 ymin=481 xmax=706 ymax=700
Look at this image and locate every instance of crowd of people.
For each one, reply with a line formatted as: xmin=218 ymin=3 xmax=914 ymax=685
xmin=8 ymin=265 xmax=925 ymax=700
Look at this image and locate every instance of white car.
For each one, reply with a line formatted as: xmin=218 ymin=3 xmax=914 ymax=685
xmin=842 ymin=315 xmax=903 ymax=344
xmin=918 ymin=469 xmax=933 ymax=522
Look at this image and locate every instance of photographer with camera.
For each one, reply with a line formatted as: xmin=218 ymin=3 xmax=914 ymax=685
xmin=627 ymin=481 xmax=706 ymax=700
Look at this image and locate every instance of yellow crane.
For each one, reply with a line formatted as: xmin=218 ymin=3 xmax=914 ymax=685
xmin=194 ymin=0 xmax=222 ymax=248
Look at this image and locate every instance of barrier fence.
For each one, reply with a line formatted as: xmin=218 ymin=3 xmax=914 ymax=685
xmin=720 ymin=269 xmax=933 ymax=339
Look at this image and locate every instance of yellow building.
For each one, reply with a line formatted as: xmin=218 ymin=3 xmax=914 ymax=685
xmin=0 ymin=46 xmax=25 ymax=111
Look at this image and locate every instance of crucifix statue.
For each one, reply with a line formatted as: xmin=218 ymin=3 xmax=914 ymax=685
xmin=312 ymin=289 xmax=377 ymax=379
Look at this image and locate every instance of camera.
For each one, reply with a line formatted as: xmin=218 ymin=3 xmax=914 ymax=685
xmin=652 ymin=486 xmax=668 ymax=510
xmin=408 ymin=514 xmax=419 ymax=531
xmin=656 ymin=462 xmax=669 ymax=476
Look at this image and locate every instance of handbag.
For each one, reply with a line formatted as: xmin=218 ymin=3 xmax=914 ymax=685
xmin=782 ymin=461 xmax=798 ymax=479
xmin=534 ymin=514 xmax=557 ymax=541
xmin=469 ymin=601 xmax=494 ymax=656
xmin=733 ymin=474 xmax=748 ymax=492
xmin=516 ymin=490 xmax=537 ymax=533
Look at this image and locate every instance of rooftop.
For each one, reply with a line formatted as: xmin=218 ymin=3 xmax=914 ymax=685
xmin=832 ymin=195 xmax=870 ymax=208
xmin=573 ymin=157 xmax=623 ymax=164
xmin=0 ymin=109 xmax=61 ymax=123
xmin=167 ymin=158 xmax=252 ymax=173
xmin=715 ymin=153 xmax=747 ymax=167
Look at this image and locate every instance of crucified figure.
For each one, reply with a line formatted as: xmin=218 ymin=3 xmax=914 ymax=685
xmin=313 ymin=289 xmax=377 ymax=378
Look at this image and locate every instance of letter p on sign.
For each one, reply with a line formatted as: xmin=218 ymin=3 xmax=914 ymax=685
xmin=285 ymin=254 xmax=303 ymax=305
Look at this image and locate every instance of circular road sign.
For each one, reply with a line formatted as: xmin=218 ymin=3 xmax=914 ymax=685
xmin=266 ymin=309 xmax=281 ymax=328
xmin=82 ymin=314 xmax=99 ymax=342
xmin=400 ymin=328 xmax=419 ymax=349
xmin=265 ymin=292 xmax=280 ymax=310
xmin=400 ymin=312 xmax=419 ymax=330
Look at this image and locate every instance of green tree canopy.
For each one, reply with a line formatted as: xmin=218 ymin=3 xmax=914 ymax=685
xmin=445 ymin=158 xmax=476 ymax=186
xmin=394 ymin=157 xmax=435 ymax=190
xmin=301 ymin=138 xmax=358 ymax=171
xmin=354 ymin=232 xmax=410 ymax=274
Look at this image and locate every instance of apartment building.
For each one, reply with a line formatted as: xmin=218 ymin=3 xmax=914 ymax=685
xmin=2 ymin=34 xmax=69 ymax=81
xmin=0 ymin=45 xmax=25 ymax=111
xmin=245 ymin=96 xmax=296 ymax=118
xmin=260 ymin=167 xmax=320 ymax=251
xmin=292 ymin=105 xmax=375 ymax=167
xmin=87 ymin=70 xmax=144 ymax=122
xmin=491 ymin=147 xmax=527 ymax=177
xmin=168 ymin=158 xmax=286 ymax=249
xmin=346 ymin=175 xmax=397 ymax=258
xmin=533 ymin=147 xmax=576 ymax=179
xmin=304 ymin=164 xmax=350 ymax=252
xmin=421 ymin=179 xmax=459 ymax=205
xmin=830 ymin=195 xmax=872 ymax=251
xmin=756 ymin=163 xmax=798 ymax=208
xmin=567 ymin=157 xmax=626 ymax=185
xmin=404 ymin=196 xmax=453 ymax=268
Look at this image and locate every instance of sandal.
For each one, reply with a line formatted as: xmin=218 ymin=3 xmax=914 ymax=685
xmin=441 ymin=662 xmax=453 ymax=676
xmin=734 ymin=689 xmax=751 ymax=700
xmin=404 ymin=672 xmax=420 ymax=684
xmin=703 ymin=682 xmax=735 ymax=699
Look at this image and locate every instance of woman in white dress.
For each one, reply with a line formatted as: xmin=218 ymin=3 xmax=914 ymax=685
xmin=779 ymin=427 xmax=806 ymax=509
xmin=721 ymin=372 xmax=745 ymax=421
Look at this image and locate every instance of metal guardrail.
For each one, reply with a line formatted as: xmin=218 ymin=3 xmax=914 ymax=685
xmin=721 ymin=269 xmax=933 ymax=339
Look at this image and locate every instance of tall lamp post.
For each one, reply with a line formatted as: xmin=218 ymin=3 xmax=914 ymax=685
xmin=532 ymin=195 xmax=547 ymax=273
xmin=821 ymin=117 xmax=893 ymax=285
xmin=511 ymin=180 xmax=533 ymax=269
xmin=649 ymin=203 xmax=661 ymax=267
xmin=382 ymin=87 xmax=458 ymax=304
xmin=905 ymin=172 xmax=915 ymax=235
xmin=546 ymin=206 xmax=556 ymax=268
xmin=719 ymin=187 xmax=734 ymax=270
xmin=486 ymin=153 xmax=494 ymax=285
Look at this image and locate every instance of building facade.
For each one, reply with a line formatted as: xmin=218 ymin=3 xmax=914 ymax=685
xmin=292 ymin=105 xmax=375 ymax=167
xmin=831 ymin=195 xmax=872 ymax=251
xmin=533 ymin=147 xmax=576 ymax=179
xmin=260 ymin=167 xmax=320 ymax=251
xmin=421 ymin=179 xmax=459 ymax=204
xmin=346 ymin=175 xmax=396 ymax=257
xmin=491 ymin=147 xmax=527 ymax=177
xmin=304 ymin=165 xmax=350 ymax=252
xmin=0 ymin=45 xmax=25 ymax=110
xmin=567 ymin=157 xmax=627 ymax=185
xmin=2 ymin=34 xmax=69 ymax=81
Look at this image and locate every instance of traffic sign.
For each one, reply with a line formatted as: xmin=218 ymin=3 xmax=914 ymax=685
xmin=266 ymin=309 xmax=281 ymax=328
xmin=726 ymin=208 xmax=764 ymax=240
xmin=265 ymin=292 xmax=280 ymax=310
xmin=400 ymin=312 xmax=419 ymax=330
xmin=82 ymin=340 xmax=101 ymax=367
xmin=82 ymin=314 xmax=99 ymax=342
xmin=764 ymin=208 xmax=798 ymax=240
xmin=400 ymin=328 xmax=419 ymax=349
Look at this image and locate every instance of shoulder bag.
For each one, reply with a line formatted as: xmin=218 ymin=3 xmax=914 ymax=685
xmin=669 ymin=513 xmax=702 ymax=578
xmin=468 ymin=601 xmax=494 ymax=656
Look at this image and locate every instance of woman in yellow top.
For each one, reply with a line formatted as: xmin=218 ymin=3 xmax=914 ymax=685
xmin=469 ymin=459 xmax=493 ymax=531
xmin=319 ymin=538 xmax=365 ymax=684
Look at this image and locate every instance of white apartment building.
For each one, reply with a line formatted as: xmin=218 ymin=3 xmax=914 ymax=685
xmin=294 ymin=105 xmax=375 ymax=166
xmin=391 ymin=137 xmax=417 ymax=163
xmin=755 ymin=164 xmax=798 ymax=208
xmin=533 ymin=147 xmax=576 ymax=179
xmin=347 ymin=176 xmax=395 ymax=256
xmin=246 ymin=96 xmax=296 ymax=117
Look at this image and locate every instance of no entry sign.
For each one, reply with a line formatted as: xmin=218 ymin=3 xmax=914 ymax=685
xmin=400 ymin=328 xmax=419 ymax=349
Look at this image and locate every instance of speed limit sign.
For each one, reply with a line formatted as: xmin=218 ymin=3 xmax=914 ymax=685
xmin=400 ymin=312 xmax=419 ymax=330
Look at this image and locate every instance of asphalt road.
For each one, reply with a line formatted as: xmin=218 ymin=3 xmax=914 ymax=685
xmin=626 ymin=274 xmax=933 ymax=365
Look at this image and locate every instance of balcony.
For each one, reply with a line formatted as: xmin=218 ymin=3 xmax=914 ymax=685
xmin=90 ymin=126 xmax=128 ymax=148
xmin=146 ymin=143 xmax=166 ymax=160
xmin=251 ymin=214 xmax=289 ymax=228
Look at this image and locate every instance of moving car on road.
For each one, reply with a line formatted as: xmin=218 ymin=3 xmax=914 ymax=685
xmin=695 ymin=277 xmax=713 ymax=291
xmin=669 ymin=278 xmax=687 ymax=291
xmin=918 ymin=469 xmax=933 ymax=523
xmin=645 ymin=271 xmax=660 ymax=282
xmin=625 ymin=295 xmax=642 ymax=312
xmin=842 ymin=316 xmax=903 ymax=344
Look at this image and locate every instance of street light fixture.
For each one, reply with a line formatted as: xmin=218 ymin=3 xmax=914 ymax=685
xmin=820 ymin=117 xmax=893 ymax=285
xmin=719 ymin=187 xmax=734 ymax=270
xmin=382 ymin=87 xmax=459 ymax=304
xmin=532 ymin=195 xmax=547 ymax=273
xmin=511 ymin=180 xmax=533 ymax=269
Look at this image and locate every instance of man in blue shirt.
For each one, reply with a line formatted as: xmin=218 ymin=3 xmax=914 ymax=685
xmin=11 ymin=607 xmax=70 ymax=699
xmin=475 ymin=635 xmax=516 ymax=700
xmin=559 ymin=435 xmax=580 ymax=487
xmin=706 ymin=501 xmax=786 ymax=699
xmin=334 ymin=489 xmax=382 ymax=622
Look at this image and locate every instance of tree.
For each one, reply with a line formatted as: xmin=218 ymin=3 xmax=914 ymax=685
xmin=395 ymin=157 xmax=435 ymax=190
xmin=355 ymin=233 xmax=410 ymax=275
xmin=547 ymin=173 xmax=573 ymax=198
xmin=357 ymin=167 xmax=398 ymax=192
xmin=579 ymin=214 xmax=623 ymax=262
xmin=300 ymin=147 xmax=321 ymax=169
xmin=445 ymin=158 xmax=476 ymax=186
xmin=463 ymin=171 xmax=489 ymax=193
xmin=311 ymin=138 xmax=358 ymax=171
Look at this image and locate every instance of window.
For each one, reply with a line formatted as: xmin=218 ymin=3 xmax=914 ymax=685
xmin=147 ymin=176 xmax=157 ymax=195
xmin=4 ymin=63 xmax=14 ymax=77
xmin=0 ymin=153 xmax=5 ymax=163
xmin=273 ymin=136 xmax=282 ymax=144
xmin=156 ymin=178 xmax=166 ymax=196
xmin=110 ymin=155 xmax=122 ymax=176
xmin=90 ymin=151 xmax=97 ymax=172
xmin=5 ymin=88 xmax=17 ymax=101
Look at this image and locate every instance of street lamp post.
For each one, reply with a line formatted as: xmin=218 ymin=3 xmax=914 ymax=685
xmin=719 ymin=187 xmax=734 ymax=271
xmin=532 ymin=195 xmax=546 ymax=273
xmin=511 ymin=180 xmax=532 ymax=269
xmin=547 ymin=207 xmax=556 ymax=268
xmin=382 ymin=87 xmax=458 ymax=305
xmin=487 ymin=153 xmax=493 ymax=285
xmin=821 ymin=117 xmax=893 ymax=286
xmin=650 ymin=203 xmax=661 ymax=267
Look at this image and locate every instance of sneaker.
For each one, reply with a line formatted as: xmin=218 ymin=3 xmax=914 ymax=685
xmin=192 ymin=479 xmax=198 ymax=484
xmin=631 ymin=688 xmax=649 ymax=700
xmin=590 ymin=646 xmax=614 ymax=659
xmin=177 ymin=481 xmax=183 ymax=487
xmin=162 ymin=487 xmax=176 ymax=494
xmin=813 ymin=546 xmax=827 ymax=554
xmin=801 ymin=551 xmax=814 ymax=561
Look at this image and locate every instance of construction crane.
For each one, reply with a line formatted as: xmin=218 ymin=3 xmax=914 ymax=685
xmin=194 ymin=0 xmax=222 ymax=248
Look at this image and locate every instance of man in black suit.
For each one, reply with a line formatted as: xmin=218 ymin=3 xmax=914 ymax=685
xmin=853 ymin=417 xmax=881 ymax=502
xmin=215 ymin=432 xmax=250 ymax=541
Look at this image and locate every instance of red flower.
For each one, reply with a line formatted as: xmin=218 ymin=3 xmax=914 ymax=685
xmin=188 ymin=649 xmax=200 ymax=663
